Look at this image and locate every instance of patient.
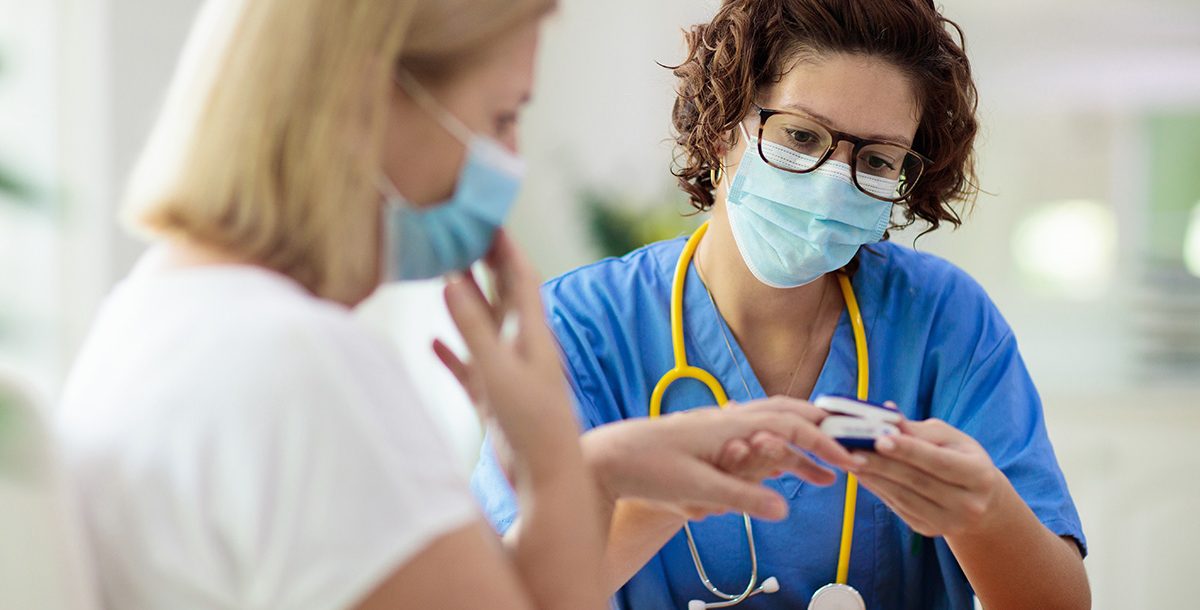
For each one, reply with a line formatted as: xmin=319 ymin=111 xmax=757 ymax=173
xmin=54 ymin=1 xmax=858 ymax=609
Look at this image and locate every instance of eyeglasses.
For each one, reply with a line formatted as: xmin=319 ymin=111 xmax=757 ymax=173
xmin=751 ymin=106 xmax=932 ymax=203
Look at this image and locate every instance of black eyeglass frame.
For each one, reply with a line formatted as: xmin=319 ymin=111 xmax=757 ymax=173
xmin=752 ymin=106 xmax=934 ymax=203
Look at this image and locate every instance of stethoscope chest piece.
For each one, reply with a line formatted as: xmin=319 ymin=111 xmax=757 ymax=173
xmin=808 ymin=583 xmax=866 ymax=610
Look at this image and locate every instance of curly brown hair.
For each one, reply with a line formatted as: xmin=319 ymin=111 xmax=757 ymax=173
xmin=670 ymin=0 xmax=979 ymax=233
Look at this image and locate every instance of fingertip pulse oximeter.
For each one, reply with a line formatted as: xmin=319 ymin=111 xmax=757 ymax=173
xmin=814 ymin=395 xmax=901 ymax=450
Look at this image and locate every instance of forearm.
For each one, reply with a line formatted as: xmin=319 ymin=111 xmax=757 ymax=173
xmin=504 ymin=445 xmax=608 ymax=610
xmin=601 ymin=500 xmax=686 ymax=594
xmin=578 ymin=430 xmax=688 ymax=595
xmin=946 ymin=483 xmax=1089 ymax=610
xmin=503 ymin=487 xmax=684 ymax=597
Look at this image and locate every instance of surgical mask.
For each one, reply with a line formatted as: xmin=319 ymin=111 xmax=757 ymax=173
xmin=723 ymin=125 xmax=895 ymax=288
xmin=379 ymin=74 xmax=525 ymax=281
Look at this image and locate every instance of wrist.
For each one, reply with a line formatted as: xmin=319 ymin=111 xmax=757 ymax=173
xmin=946 ymin=468 xmax=1026 ymax=545
xmin=580 ymin=432 xmax=621 ymax=507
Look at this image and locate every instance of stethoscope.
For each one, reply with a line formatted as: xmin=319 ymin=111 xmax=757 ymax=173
xmin=650 ymin=221 xmax=870 ymax=610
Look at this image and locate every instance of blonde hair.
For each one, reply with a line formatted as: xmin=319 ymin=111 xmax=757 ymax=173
xmin=124 ymin=0 xmax=555 ymax=303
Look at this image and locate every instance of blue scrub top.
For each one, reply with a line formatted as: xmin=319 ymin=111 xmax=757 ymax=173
xmin=472 ymin=238 xmax=1086 ymax=610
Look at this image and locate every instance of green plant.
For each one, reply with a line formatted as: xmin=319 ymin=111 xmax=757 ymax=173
xmin=0 ymin=50 xmax=35 ymax=206
xmin=581 ymin=188 xmax=703 ymax=259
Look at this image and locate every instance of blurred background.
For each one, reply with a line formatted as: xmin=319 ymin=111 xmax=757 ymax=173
xmin=1 ymin=0 xmax=1198 ymax=607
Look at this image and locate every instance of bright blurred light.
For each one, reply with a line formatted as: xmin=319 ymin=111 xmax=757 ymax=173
xmin=1013 ymin=199 xmax=1117 ymax=299
xmin=1186 ymin=201 xmax=1200 ymax=279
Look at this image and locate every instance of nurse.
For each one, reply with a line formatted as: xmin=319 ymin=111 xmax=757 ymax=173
xmin=472 ymin=1 xmax=1090 ymax=609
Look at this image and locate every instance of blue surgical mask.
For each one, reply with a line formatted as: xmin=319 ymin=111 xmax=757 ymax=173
xmin=379 ymin=74 xmax=525 ymax=281
xmin=724 ymin=125 xmax=895 ymax=288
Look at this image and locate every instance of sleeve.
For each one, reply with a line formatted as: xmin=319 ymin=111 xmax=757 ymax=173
xmin=200 ymin=321 xmax=480 ymax=610
xmin=933 ymin=305 xmax=1088 ymax=557
xmin=470 ymin=434 xmax=520 ymax=535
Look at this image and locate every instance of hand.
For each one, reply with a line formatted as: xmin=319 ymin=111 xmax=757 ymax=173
xmin=582 ymin=397 xmax=865 ymax=522
xmin=715 ymin=430 xmax=798 ymax=482
xmin=851 ymin=417 xmax=1009 ymax=539
xmin=434 ymin=231 xmax=578 ymax=482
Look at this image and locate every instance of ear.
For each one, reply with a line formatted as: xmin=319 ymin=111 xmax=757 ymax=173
xmin=716 ymin=122 xmax=751 ymax=170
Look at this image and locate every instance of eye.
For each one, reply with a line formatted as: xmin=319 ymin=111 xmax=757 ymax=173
xmin=786 ymin=128 xmax=820 ymax=145
xmin=864 ymin=154 xmax=897 ymax=171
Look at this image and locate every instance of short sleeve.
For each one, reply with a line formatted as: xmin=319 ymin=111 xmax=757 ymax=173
xmin=943 ymin=329 xmax=1088 ymax=557
xmin=192 ymin=321 xmax=480 ymax=610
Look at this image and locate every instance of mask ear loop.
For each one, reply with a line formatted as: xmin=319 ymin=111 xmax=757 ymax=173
xmin=375 ymin=174 xmax=411 ymax=209
xmin=711 ymin=122 xmax=754 ymax=199
xmin=394 ymin=69 xmax=476 ymax=145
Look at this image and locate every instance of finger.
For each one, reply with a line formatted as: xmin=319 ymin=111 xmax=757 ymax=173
xmin=744 ymin=432 xmax=833 ymax=484
xmin=486 ymin=232 xmax=557 ymax=357
xmin=859 ymin=470 xmax=940 ymax=533
xmin=721 ymin=431 xmax=839 ymax=486
xmin=875 ymin=432 xmax=978 ymax=487
xmin=433 ymin=339 xmax=469 ymax=385
xmin=716 ymin=439 xmax=752 ymax=473
xmin=769 ymin=447 xmax=838 ymax=486
xmin=680 ymin=501 xmax=737 ymax=521
xmin=683 ymin=462 xmax=790 ymax=521
xmin=897 ymin=418 xmax=965 ymax=446
xmin=444 ymin=275 xmax=503 ymax=366
xmin=743 ymin=432 xmax=787 ymax=473
xmin=883 ymin=401 xmax=906 ymax=419
xmin=486 ymin=232 xmax=542 ymax=324
xmin=854 ymin=450 xmax=973 ymax=508
xmin=735 ymin=409 xmax=863 ymax=472
xmin=722 ymin=433 xmax=788 ymax=482
xmin=463 ymin=267 xmax=507 ymax=328
xmin=433 ymin=339 xmax=483 ymax=404
xmin=739 ymin=396 xmax=829 ymax=423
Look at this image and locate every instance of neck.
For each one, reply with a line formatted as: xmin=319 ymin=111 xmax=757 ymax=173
xmin=695 ymin=211 xmax=837 ymax=341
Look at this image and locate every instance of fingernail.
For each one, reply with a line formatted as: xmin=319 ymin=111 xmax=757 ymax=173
xmin=852 ymin=454 xmax=868 ymax=468
xmin=876 ymin=436 xmax=896 ymax=452
xmin=444 ymin=281 xmax=464 ymax=303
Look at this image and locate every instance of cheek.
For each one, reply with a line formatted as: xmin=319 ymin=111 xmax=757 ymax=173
xmin=382 ymin=123 xmax=467 ymax=208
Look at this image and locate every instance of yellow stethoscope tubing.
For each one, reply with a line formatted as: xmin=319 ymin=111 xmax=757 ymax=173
xmin=650 ymin=222 xmax=729 ymax=417
xmin=834 ymin=271 xmax=867 ymax=586
xmin=649 ymin=220 xmax=868 ymax=591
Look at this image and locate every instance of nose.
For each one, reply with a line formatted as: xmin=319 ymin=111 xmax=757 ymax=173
xmin=828 ymin=140 xmax=855 ymax=166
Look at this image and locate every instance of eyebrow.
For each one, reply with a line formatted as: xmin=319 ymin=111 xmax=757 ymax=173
xmin=778 ymin=102 xmax=914 ymax=147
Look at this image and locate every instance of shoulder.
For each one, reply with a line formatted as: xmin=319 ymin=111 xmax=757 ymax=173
xmin=869 ymin=241 xmax=985 ymax=298
xmin=869 ymin=241 xmax=997 ymax=314
xmin=866 ymin=241 xmax=1011 ymax=346
xmin=65 ymin=266 xmax=411 ymax=427
xmin=541 ymin=237 xmax=684 ymax=314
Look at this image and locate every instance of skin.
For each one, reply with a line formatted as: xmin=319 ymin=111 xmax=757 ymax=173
xmin=603 ymin=53 xmax=1090 ymax=609
xmin=160 ymin=16 xmax=862 ymax=610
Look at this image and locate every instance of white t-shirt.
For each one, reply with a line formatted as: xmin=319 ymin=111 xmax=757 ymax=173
xmin=56 ymin=256 xmax=479 ymax=610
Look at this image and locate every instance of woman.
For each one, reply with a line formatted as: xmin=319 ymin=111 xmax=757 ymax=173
xmin=473 ymin=1 xmax=1090 ymax=609
xmin=54 ymin=0 xmax=860 ymax=609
